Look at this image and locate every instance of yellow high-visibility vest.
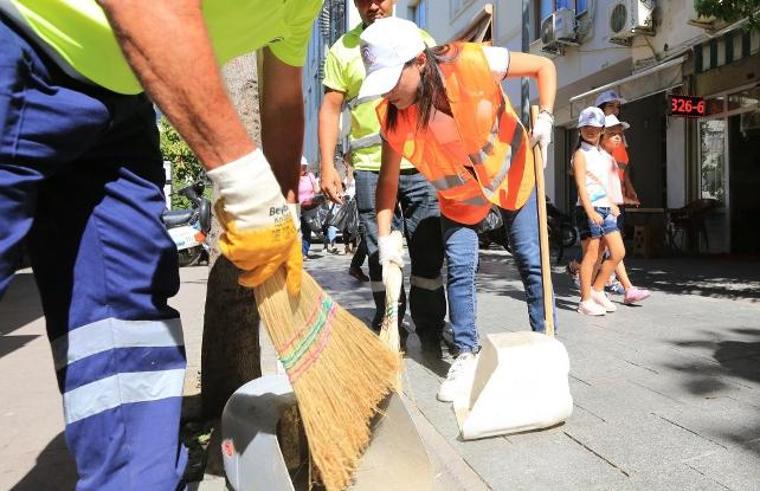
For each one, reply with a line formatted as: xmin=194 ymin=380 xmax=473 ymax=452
xmin=2 ymin=0 xmax=323 ymax=94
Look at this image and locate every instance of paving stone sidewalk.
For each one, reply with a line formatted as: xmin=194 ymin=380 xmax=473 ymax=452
xmin=305 ymin=247 xmax=760 ymax=491
xmin=2 ymin=248 xmax=759 ymax=490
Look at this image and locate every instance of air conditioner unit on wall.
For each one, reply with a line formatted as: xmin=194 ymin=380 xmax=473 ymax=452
xmin=608 ymin=0 xmax=656 ymax=45
xmin=541 ymin=8 xmax=577 ymax=54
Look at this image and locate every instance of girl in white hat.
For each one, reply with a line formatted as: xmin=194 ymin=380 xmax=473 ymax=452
xmin=599 ymin=115 xmax=651 ymax=305
xmin=572 ymin=107 xmax=625 ymax=316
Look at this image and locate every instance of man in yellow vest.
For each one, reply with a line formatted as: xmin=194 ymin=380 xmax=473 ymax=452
xmin=0 ymin=1 xmax=321 ymax=488
xmin=318 ymin=0 xmax=446 ymax=349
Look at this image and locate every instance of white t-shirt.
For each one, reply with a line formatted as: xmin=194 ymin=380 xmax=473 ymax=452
xmin=427 ymin=46 xmax=510 ymax=165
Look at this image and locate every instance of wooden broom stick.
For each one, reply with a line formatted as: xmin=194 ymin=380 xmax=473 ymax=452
xmin=531 ymin=105 xmax=556 ymax=337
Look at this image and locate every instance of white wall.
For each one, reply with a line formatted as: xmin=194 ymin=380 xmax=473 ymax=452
xmin=631 ymin=0 xmax=709 ymax=66
xmin=666 ymin=117 xmax=687 ymax=208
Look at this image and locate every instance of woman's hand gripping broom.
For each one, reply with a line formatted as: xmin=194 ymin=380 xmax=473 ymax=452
xmin=254 ymin=270 xmax=402 ymax=490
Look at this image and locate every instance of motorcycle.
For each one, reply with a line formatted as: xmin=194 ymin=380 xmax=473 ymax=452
xmin=477 ymin=198 xmax=578 ymax=262
xmin=546 ymin=196 xmax=578 ymax=262
xmin=477 ymin=206 xmax=510 ymax=252
xmin=162 ymin=180 xmax=211 ymax=267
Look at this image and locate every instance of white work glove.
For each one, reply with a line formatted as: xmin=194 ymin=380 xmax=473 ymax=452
xmin=207 ymin=149 xmax=302 ymax=295
xmin=530 ymin=110 xmax=554 ymax=169
xmin=378 ymin=233 xmax=404 ymax=284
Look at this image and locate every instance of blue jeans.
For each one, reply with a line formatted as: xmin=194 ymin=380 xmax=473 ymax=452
xmin=355 ymin=169 xmax=446 ymax=337
xmin=325 ymin=225 xmax=338 ymax=244
xmin=0 ymin=20 xmax=186 ymax=489
xmin=575 ymin=206 xmax=619 ymax=240
xmin=442 ymin=189 xmax=558 ymax=353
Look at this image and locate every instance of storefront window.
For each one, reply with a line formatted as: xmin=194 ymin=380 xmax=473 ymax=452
xmin=699 ymin=119 xmax=726 ymax=204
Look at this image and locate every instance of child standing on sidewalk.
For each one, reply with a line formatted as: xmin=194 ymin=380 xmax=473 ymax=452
xmin=573 ymin=107 xmax=625 ymax=316
xmin=599 ymin=114 xmax=651 ymax=305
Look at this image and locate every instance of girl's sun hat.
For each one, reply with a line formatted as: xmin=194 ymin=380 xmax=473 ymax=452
xmin=603 ymin=114 xmax=630 ymax=130
xmin=578 ymin=106 xmax=606 ymax=128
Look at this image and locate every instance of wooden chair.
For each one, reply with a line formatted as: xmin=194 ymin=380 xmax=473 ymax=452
xmin=666 ymin=198 xmax=719 ymax=253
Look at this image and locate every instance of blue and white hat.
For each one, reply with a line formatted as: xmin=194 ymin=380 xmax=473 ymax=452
xmin=595 ymin=90 xmax=627 ymax=107
xmin=578 ymin=107 xmax=606 ymax=128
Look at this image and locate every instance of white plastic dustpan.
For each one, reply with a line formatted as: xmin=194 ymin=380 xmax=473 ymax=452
xmin=454 ymin=106 xmax=573 ymax=440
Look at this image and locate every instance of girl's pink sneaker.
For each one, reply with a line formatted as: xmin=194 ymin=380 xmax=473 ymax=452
xmin=624 ymin=287 xmax=651 ymax=305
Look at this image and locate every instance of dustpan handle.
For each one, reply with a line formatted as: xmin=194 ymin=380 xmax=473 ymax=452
xmin=530 ymin=106 xmax=555 ymax=337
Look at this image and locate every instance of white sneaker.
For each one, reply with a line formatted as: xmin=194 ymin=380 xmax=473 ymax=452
xmin=437 ymin=352 xmax=478 ymax=403
xmin=590 ymin=289 xmax=617 ymax=312
xmin=577 ymin=299 xmax=606 ymax=316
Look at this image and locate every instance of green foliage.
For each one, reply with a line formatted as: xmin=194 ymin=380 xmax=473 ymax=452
xmin=695 ymin=0 xmax=760 ymax=31
xmin=158 ymin=117 xmax=206 ymax=209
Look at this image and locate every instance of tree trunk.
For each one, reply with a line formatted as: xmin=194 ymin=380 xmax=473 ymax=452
xmin=201 ymin=52 xmax=263 ymax=419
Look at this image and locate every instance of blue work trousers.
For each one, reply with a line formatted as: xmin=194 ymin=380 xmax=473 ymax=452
xmin=0 ymin=20 xmax=186 ymax=490
xmin=441 ymin=189 xmax=558 ymax=353
xmin=355 ymin=169 xmax=446 ymax=339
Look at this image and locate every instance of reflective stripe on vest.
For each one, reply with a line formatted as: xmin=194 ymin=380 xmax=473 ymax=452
xmin=350 ymin=133 xmax=382 ymax=151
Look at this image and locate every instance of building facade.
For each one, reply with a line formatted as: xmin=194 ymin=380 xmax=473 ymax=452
xmin=302 ymin=0 xmax=350 ymax=169
xmin=394 ymin=0 xmax=759 ymax=254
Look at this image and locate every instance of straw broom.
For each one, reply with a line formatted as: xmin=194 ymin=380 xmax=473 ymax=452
xmin=378 ymin=231 xmax=405 ymax=389
xmin=254 ymin=269 xmax=401 ymax=490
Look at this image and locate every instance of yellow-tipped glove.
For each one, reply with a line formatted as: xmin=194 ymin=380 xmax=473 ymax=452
xmin=207 ymin=149 xmax=302 ymax=295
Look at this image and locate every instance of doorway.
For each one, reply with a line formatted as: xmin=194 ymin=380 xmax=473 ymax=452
xmin=729 ymin=112 xmax=760 ymax=254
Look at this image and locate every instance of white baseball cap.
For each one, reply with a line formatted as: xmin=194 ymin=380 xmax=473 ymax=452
xmin=358 ymin=17 xmax=426 ymax=100
xmin=578 ymin=107 xmax=606 ymax=128
xmin=595 ymin=89 xmax=627 ymax=107
xmin=604 ymin=114 xmax=630 ymax=130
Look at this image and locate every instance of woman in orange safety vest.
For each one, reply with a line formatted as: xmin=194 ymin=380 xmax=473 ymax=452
xmin=357 ymin=17 xmax=559 ymax=403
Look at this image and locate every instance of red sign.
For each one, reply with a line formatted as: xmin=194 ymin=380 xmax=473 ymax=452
xmin=669 ymin=95 xmax=706 ymax=117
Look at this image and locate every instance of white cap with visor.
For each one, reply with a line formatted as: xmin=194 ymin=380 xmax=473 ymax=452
xmin=358 ymin=17 xmax=426 ymax=100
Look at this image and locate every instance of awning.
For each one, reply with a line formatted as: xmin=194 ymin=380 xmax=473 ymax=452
xmin=569 ymin=56 xmax=686 ymax=117
xmin=451 ymin=3 xmax=493 ymax=43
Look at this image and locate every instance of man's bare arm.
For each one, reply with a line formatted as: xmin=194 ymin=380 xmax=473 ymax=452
xmin=260 ymin=48 xmax=305 ymax=203
xmin=98 ymin=0 xmax=253 ymax=169
xmin=318 ymin=89 xmax=347 ymax=203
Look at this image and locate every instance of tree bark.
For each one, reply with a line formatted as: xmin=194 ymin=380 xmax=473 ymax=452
xmin=201 ymin=52 xmax=263 ymax=419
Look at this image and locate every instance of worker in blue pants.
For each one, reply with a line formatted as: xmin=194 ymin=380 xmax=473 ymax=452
xmin=0 ymin=1 xmax=321 ymax=489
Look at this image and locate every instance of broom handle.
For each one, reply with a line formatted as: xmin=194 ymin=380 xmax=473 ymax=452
xmin=530 ymin=106 xmax=555 ymax=337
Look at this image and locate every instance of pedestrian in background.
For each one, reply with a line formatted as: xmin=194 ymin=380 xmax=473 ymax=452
xmin=359 ymin=18 xmax=558 ymax=402
xmin=596 ymin=92 xmax=651 ymax=305
xmin=573 ymin=108 xmax=625 ymax=316
xmin=599 ymin=115 xmax=651 ymax=305
xmin=298 ymin=157 xmax=321 ymax=258
xmin=319 ymin=0 xmax=446 ymax=347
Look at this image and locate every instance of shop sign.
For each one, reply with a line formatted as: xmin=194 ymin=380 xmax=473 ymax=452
xmin=669 ymin=95 xmax=707 ymax=117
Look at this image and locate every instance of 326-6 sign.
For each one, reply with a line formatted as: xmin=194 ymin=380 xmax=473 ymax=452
xmin=669 ymin=95 xmax=706 ymax=117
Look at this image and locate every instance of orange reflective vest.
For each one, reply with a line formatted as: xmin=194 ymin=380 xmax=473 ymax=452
xmin=377 ymin=42 xmax=535 ymax=225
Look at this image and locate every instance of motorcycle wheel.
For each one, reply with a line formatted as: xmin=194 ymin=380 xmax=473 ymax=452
xmin=561 ymin=226 xmax=579 ymax=248
xmin=177 ymin=247 xmax=204 ymax=267
xmin=495 ymin=228 xmax=511 ymax=253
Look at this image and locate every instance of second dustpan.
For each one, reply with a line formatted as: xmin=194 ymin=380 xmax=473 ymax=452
xmin=453 ymin=106 xmax=573 ymax=440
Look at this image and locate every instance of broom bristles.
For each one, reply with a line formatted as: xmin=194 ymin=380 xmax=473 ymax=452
xmin=254 ymin=270 xmax=401 ymax=490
